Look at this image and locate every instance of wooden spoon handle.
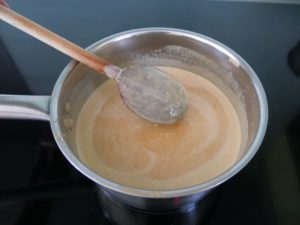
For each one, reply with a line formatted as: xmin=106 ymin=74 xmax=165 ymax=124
xmin=0 ymin=5 xmax=108 ymax=74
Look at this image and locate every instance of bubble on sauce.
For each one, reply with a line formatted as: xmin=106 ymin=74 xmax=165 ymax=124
xmin=65 ymin=102 xmax=71 ymax=113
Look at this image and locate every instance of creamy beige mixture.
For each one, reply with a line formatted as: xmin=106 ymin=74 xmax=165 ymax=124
xmin=76 ymin=67 xmax=241 ymax=190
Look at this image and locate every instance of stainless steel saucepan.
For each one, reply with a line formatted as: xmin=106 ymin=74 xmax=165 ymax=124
xmin=0 ymin=28 xmax=268 ymax=211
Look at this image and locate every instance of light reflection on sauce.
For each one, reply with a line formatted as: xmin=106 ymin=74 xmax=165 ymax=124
xmin=76 ymin=67 xmax=241 ymax=190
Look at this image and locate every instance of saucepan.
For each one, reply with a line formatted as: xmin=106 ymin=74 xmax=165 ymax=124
xmin=0 ymin=28 xmax=268 ymax=211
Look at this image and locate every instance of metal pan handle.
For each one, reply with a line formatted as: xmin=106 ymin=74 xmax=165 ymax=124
xmin=0 ymin=95 xmax=50 ymax=121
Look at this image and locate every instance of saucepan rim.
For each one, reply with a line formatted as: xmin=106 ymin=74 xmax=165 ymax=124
xmin=50 ymin=27 xmax=268 ymax=198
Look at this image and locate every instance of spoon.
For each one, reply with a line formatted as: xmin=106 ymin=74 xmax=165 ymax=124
xmin=0 ymin=5 xmax=188 ymax=124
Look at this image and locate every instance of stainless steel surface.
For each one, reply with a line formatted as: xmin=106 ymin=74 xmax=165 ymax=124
xmin=0 ymin=28 xmax=268 ymax=211
xmin=50 ymin=28 xmax=268 ymax=210
xmin=0 ymin=95 xmax=50 ymax=120
xmin=98 ymin=186 xmax=212 ymax=212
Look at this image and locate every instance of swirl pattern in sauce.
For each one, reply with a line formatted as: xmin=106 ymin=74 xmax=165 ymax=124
xmin=76 ymin=67 xmax=241 ymax=190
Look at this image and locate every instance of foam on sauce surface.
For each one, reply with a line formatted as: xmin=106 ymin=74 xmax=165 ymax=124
xmin=76 ymin=67 xmax=241 ymax=190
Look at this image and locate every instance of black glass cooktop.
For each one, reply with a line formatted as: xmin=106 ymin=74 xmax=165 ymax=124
xmin=1 ymin=1 xmax=300 ymax=225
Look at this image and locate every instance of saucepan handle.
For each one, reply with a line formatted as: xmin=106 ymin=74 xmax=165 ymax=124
xmin=0 ymin=95 xmax=51 ymax=121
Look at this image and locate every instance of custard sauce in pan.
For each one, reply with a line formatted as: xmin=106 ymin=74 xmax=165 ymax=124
xmin=76 ymin=67 xmax=241 ymax=190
